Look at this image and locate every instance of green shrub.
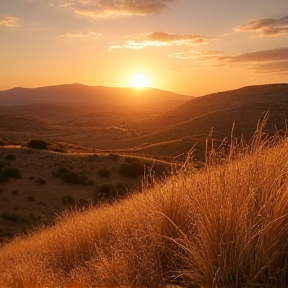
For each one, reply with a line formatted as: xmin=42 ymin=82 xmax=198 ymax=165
xmin=98 ymin=167 xmax=110 ymax=177
xmin=27 ymin=139 xmax=48 ymax=149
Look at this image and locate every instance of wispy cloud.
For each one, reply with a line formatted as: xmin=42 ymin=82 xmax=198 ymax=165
xmin=52 ymin=0 xmax=177 ymax=17
xmin=59 ymin=31 xmax=102 ymax=39
xmin=169 ymin=49 xmax=223 ymax=60
xmin=0 ymin=15 xmax=19 ymax=27
xmin=235 ymin=15 xmax=288 ymax=37
xmin=109 ymin=32 xmax=211 ymax=50
xmin=169 ymin=47 xmax=288 ymax=74
xmin=219 ymin=47 xmax=288 ymax=73
xmin=220 ymin=47 xmax=288 ymax=63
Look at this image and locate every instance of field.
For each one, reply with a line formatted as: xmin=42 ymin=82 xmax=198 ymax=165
xmin=0 ymin=124 xmax=287 ymax=287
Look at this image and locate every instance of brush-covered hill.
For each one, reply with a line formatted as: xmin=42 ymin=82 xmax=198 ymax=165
xmin=0 ymin=83 xmax=287 ymax=160
xmin=0 ymin=130 xmax=287 ymax=288
xmin=122 ymin=83 xmax=288 ymax=158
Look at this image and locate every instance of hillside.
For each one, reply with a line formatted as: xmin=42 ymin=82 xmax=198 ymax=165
xmin=0 ymin=84 xmax=192 ymax=108
xmin=1 ymin=84 xmax=287 ymax=161
xmin=0 ymin=130 xmax=287 ymax=287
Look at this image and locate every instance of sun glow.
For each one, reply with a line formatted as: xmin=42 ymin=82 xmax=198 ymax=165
xmin=130 ymin=73 xmax=148 ymax=88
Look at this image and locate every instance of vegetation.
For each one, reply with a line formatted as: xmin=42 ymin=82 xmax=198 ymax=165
xmin=0 ymin=161 xmax=22 ymax=182
xmin=98 ymin=167 xmax=110 ymax=177
xmin=27 ymin=139 xmax=48 ymax=150
xmin=0 ymin=124 xmax=287 ymax=287
xmin=53 ymin=166 xmax=94 ymax=186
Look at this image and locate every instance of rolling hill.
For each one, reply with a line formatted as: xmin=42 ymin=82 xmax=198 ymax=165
xmin=0 ymin=83 xmax=192 ymax=108
xmin=0 ymin=83 xmax=287 ymax=160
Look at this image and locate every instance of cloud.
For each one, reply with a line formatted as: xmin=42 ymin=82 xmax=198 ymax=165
xmin=59 ymin=31 xmax=102 ymax=39
xmin=109 ymin=32 xmax=211 ymax=50
xmin=0 ymin=15 xmax=19 ymax=27
xmin=219 ymin=47 xmax=288 ymax=74
xmin=235 ymin=15 xmax=288 ymax=37
xmin=52 ymin=0 xmax=177 ymax=17
xmin=169 ymin=49 xmax=223 ymax=60
xmin=220 ymin=47 xmax=288 ymax=63
xmin=145 ymin=32 xmax=210 ymax=44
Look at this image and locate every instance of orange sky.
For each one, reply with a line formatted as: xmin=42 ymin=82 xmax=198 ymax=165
xmin=0 ymin=0 xmax=288 ymax=96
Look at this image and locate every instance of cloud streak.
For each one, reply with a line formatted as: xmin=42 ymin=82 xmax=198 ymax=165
xmin=59 ymin=31 xmax=102 ymax=39
xmin=0 ymin=15 xmax=19 ymax=27
xmin=219 ymin=47 xmax=288 ymax=73
xmin=110 ymin=31 xmax=211 ymax=50
xmin=53 ymin=0 xmax=177 ymax=17
xmin=235 ymin=15 xmax=288 ymax=37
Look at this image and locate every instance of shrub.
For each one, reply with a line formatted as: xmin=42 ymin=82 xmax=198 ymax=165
xmin=27 ymin=139 xmax=48 ymax=149
xmin=5 ymin=154 xmax=16 ymax=161
xmin=53 ymin=166 xmax=94 ymax=186
xmin=119 ymin=157 xmax=144 ymax=178
xmin=35 ymin=178 xmax=46 ymax=184
xmin=1 ymin=213 xmax=27 ymax=224
xmin=61 ymin=196 xmax=75 ymax=205
xmin=95 ymin=183 xmax=117 ymax=201
xmin=98 ymin=167 xmax=110 ymax=177
xmin=2 ymin=167 xmax=21 ymax=179
xmin=28 ymin=196 xmax=35 ymax=202
xmin=11 ymin=190 xmax=18 ymax=195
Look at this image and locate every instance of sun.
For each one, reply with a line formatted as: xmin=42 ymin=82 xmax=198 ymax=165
xmin=130 ymin=73 xmax=148 ymax=88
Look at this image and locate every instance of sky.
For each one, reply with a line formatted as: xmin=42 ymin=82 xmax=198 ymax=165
xmin=1 ymin=0 xmax=288 ymax=96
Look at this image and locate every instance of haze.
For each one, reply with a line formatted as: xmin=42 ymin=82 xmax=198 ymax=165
xmin=0 ymin=0 xmax=288 ymax=95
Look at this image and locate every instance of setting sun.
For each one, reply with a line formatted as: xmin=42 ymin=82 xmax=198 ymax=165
xmin=131 ymin=73 xmax=148 ymax=88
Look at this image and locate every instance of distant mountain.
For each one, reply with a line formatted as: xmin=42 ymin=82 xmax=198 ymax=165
xmin=0 ymin=84 xmax=192 ymax=108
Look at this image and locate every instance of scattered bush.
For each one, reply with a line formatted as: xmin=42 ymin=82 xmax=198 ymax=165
xmin=61 ymin=196 xmax=75 ymax=205
xmin=5 ymin=154 xmax=16 ymax=161
xmin=98 ymin=167 xmax=110 ymax=177
xmin=0 ymin=167 xmax=21 ymax=180
xmin=1 ymin=213 xmax=27 ymax=224
xmin=53 ymin=166 xmax=94 ymax=186
xmin=11 ymin=190 xmax=18 ymax=195
xmin=35 ymin=178 xmax=46 ymax=184
xmin=95 ymin=183 xmax=117 ymax=201
xmin=119 ymin=157 xmax=144 ymax=178
xmin=27 ymin=139 xmax=48 ymax=150
xmin=28 ymin=196 xmax=35 ymax=202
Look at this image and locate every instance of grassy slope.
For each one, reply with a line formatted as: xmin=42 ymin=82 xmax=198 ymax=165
xmin=0 ymin=127 xmax=287 ymax=287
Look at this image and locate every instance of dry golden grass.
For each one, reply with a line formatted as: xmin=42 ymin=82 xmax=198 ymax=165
xmin=0 ymin=123 xmax=287 ymax=287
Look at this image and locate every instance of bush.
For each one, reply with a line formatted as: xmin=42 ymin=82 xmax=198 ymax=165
xmin=98 ymin=167 xmax=110 ymax=177
xmin=2 ymin=167 xmax=21 ymax=179
xmin=27 ymin=139 xmax=48 ymax=150
xmin=35 ymin=178 xmax=46 ymax=184
xmin=1 ymin=213 xmax=27 ymax=224
xmin=54 ymin=166 xmax=94 ymax=185
xmin=5 ymin=154 xmax=16 ymax=161
xmin=119 ymin=157 xmax=144 ymax=178
xmin=61 ymin=196 xmax=75 ymax=205
xmin=95 ymin=183 xmax=117 ymax=201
